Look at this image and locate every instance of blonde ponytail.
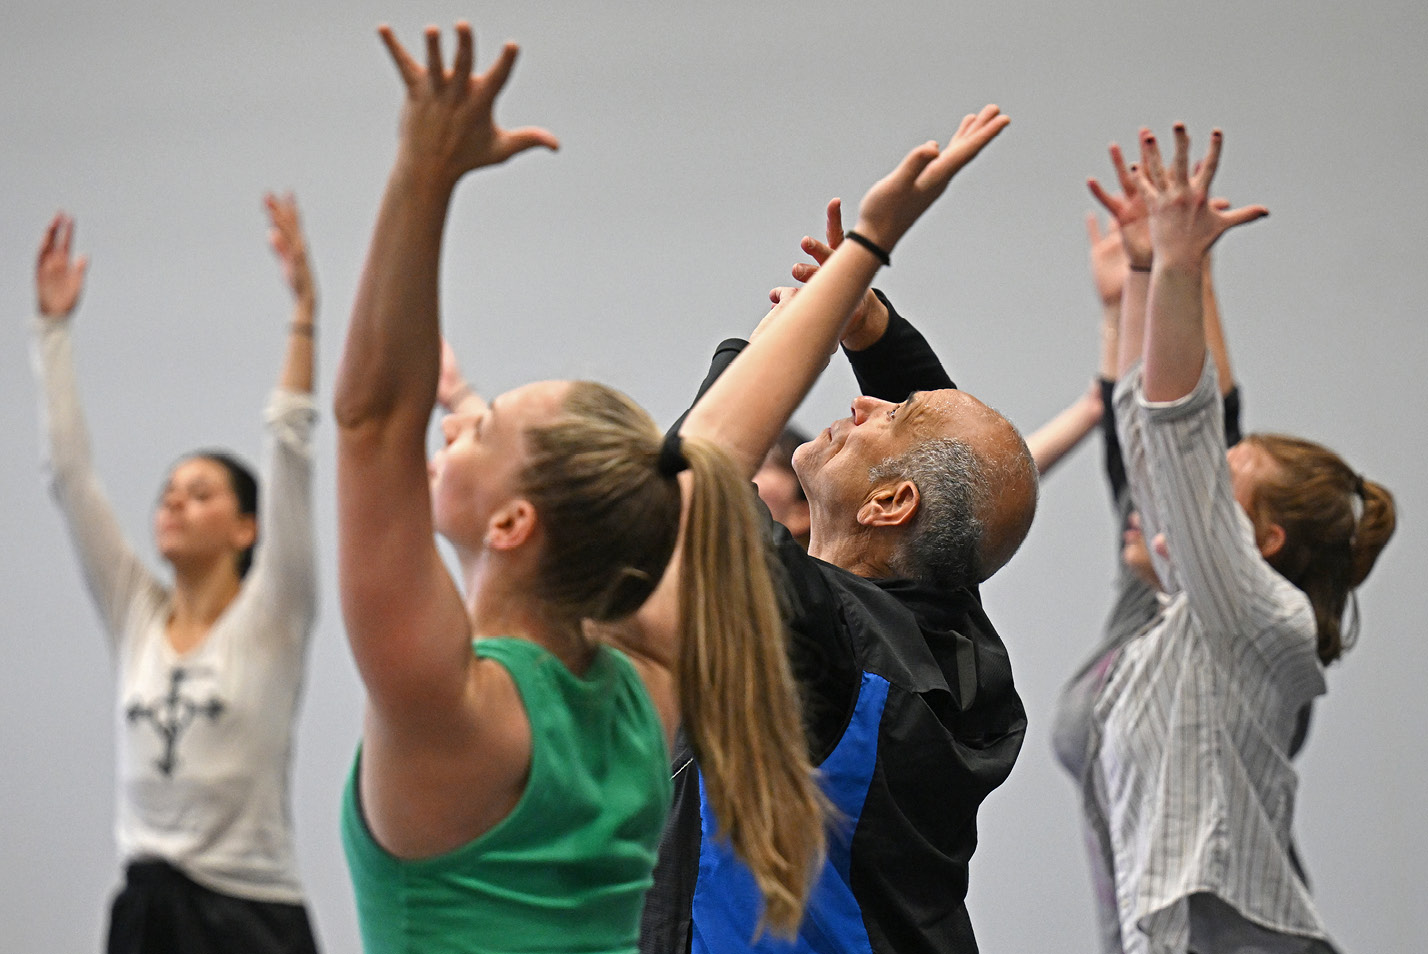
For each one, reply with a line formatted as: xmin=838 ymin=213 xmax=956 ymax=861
xmin=677 ymin=436 xmax=829 ymax=938
xmin=520 ymin=382 xmax=828 ymax=935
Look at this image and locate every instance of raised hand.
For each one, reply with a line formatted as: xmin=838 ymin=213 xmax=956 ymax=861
xmin=853 ymin=105 xmax=1010 ymax=254
xmin=265 ymin=192 xmax=316 ymax=311
xmin=36 ymin=213 xmax=88 ymax=320
xmin=790 ymin=198 xmax=888 ymax=350
xmin=1086 ymin=212 xmax=1128 ymax=308
xmin=1087 ymin=143 xmax=1153 ymax=269
xmin=379 ymin=21 xmax=558 ymax=187
xmin=1133 ymin=125 xmax=1267 ymax=269
xmin=437 ymin=337 xmax=486 ymax=414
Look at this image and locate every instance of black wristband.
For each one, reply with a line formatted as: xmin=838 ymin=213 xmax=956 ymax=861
xmin=845 ymin=230 xmax=891 ymax=267
xmin=1128 ymin=263 xmax=1152 ymax=273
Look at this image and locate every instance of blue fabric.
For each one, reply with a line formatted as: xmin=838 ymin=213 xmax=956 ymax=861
xmin=691 ymin=672 xmax=891 ymax=954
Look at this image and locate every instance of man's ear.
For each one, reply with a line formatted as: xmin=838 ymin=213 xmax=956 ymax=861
xmin=486 ymin=499 xmax=538 ymax=551
xmin=856 ymin=480 xmax=919 ymax=529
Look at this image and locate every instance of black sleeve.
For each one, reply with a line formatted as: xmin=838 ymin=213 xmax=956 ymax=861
xmin=667 ymin=337 xmax=748 ymax=437
xmin=1099 ymin=376 xmax=1127 ymax=508
xmin=843 ymin=290 xmax=957 ymax=401
xmin=1222 ymin=385 xmax=1242 ymax=447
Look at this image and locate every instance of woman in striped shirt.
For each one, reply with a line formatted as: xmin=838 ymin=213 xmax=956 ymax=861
xmin=1080 ymin=125 xmax=1396 ymax=954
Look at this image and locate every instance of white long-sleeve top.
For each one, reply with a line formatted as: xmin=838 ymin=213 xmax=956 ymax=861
xmin=31 ymin=316 xmax=317 ymax=904
xmin=1090 ymin=358 xmax=1333 ymax=954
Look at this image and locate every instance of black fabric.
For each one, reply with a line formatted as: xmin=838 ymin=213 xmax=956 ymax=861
xmin=639 ymin=294 xmax=1023 ymax=954
xmin=107 ymin=861 xmax=320 ymax=954
xmin=843 ymin=290 xmax=956 ymax=399
xmin=774 ymin=527 xmax=1023 ymax=954
xmin=638 ymin=733 xmax=701 ymax=952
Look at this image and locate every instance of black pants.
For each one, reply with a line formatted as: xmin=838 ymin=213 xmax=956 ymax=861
xmin=107 ymin=860 xmax=320 ymax=954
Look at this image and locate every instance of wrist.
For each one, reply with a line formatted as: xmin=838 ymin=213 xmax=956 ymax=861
xmin=841 ymin=292 xmax=890 ymax=352
xmin=390 ymin=151 xmax=461 ymax=203
xmin=849 ymin=219 xmax=895 ymax=257
xmin=844 ymin=229 xmax=892 ymax=267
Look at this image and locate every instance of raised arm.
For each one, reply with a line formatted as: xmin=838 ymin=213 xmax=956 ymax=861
xmin=30 ymin=214 xmax=158 ymax=645
xmin=1088 ymin=142 xmax=1155 ymax=385
xmin=265 ymin=193 xmax=316 ymax=396
xmin=793 ymin=198 xmax=954 ymax=398
xmin=681 ymin=106 xmax=1011 ymax=477
xmin=332 ymin=22 xmax=557 ymax=715
xmin=247 ymin=194 xmax=321 ymax=632
xmin=1135 ymin=126 xmax=1265 ymax=402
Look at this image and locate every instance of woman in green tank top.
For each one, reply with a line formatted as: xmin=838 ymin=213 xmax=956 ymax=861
xmin=332 ymin=22 xmax=834 ymax=953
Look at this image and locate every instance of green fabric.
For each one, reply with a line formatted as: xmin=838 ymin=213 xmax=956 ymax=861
xmin=342 ymin=638 xmax=671 ymax=953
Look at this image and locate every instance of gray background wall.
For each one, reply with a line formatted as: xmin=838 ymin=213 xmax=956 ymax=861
xmin=2 ymin=1 xmax=1423 ymax=950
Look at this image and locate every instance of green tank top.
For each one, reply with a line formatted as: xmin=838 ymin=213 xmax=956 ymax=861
xmin=341 ymin=637 xmax=671 ymax=954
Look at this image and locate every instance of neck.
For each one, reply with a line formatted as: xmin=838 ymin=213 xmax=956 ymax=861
xmin=460 ymin=550 xmax=593 ymax=672
xmin=807 ymin=522 xmax=897 ymax=579
xmin=170 ymin=560 xmax=243 ymax=626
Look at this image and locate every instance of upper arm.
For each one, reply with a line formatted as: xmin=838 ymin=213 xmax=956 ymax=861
xmin=1122 ymin=363 xmax=1308 ymax=658
xmin=337 ymin=417 xmax=476 ymax=723
xmin=33 ymin=320 xmax=155 ymax=646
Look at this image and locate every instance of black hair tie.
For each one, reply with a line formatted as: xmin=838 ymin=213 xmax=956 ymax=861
xmin=1353 ymin=474 xmax=1367 ymax=498
xmin=658 ymin=432 xmax=689 ymax=478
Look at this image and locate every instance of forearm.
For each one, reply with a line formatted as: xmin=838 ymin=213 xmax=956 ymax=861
xmin=1142 ymin=261 xmax=1206 ymax=402
xmin=681 ymin=241 xmax=881 ymax=476
xmin=1201 ymin=261 xmax=1235 ymax=395
xmin=1115 ymin=270 xmax=1150 ymax=380
xmin=333 ymin=157 xmax=452 ymax=433
xmin=1028 ymin=388 xmax=1101 ymax=476
xmin=279 ymin=295 xmax=317 ymax=395
xmin=1098 ymin=300 xmax=1120 ymax=381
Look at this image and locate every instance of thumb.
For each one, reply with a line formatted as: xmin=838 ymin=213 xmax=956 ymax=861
xmin=499 ymin=127 xmax=560 ymax=161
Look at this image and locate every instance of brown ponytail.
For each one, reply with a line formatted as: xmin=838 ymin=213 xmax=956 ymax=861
xmin=677 ymin=435 xmax=829 ymax=938
xmin=1243 ymin=434 xmax=1397 ymax=664
xmin=519 ymin=383 xmax=827 ymax=936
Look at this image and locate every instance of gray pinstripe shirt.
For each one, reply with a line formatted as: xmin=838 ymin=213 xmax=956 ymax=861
xmin=1083 ymin=360 xmax=1337 ymax=953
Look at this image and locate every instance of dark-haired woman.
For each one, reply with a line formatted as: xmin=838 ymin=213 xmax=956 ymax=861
xmin=30 ymin=196 xmax=321 ymax=954
xmin=332 ymin=22 xmax=994 ymax=953
xmin=1084 ymin=127 xmax=1395 ymax=953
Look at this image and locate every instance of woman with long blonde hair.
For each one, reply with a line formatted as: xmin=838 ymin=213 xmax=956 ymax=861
xmin=333 ymin=22 xmax=996 ymax=953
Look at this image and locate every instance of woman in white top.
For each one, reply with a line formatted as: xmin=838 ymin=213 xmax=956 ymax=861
xmin=30 ymin=196 xmax=321 ymax=954
xmin=1080 ymin=126 xmax=1396 ymax=954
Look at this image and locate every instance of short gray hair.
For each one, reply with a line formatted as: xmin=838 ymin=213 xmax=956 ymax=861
xmin=870 ymin=437 xmax=988 ymax=588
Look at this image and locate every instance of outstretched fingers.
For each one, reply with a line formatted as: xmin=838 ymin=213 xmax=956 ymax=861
xmin=1171 ymin=123 xmax=1190 ymax=185
xmin=378 ymin=24 xmax=422 ymax=89
xmin=824 ymin=197 xmax=845 ymax=250
xmin=1194 ymin=129 xmax=1224 ymax=192
xmin=1087 ymin=177 xmax=1120 ymax=216
xmin=1109 ymin=143 xmax=1137 ymax=196
xmin=424 ymin=26 xmax=447 ymax=92
xmin=1138 ymin=128 xmax=1167 ymax=191
xmin=450 ymin=21 xmax=474 ymax=82
xmin=1219 ymin=203 xmax=1269 ymax=230
xmin=482 ymin=41 xmax=522 ymax=98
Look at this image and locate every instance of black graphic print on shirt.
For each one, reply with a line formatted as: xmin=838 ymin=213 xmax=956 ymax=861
xmin=125 ymin=667 xmax=225 ymax=777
